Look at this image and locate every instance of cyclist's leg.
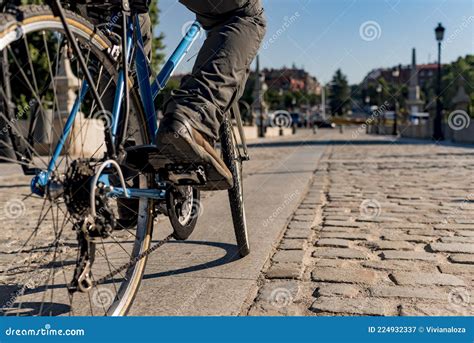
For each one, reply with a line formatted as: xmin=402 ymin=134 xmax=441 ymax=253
xmin=138 ymin=1 xmax=266 ymax=190
xmin=165 ymin=0 xmax=266 ymax=142
xmin=125 ymin=1 xmax=266 ymax=190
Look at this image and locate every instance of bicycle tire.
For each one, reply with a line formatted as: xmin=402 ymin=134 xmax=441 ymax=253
xmin=0 ymin=5 xmax=153 ymax=316
xmin=220 ymin=115 xmax=250 ymax=257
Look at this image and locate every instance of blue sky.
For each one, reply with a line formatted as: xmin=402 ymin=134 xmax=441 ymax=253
xmin=157 ymin=0 xmax=473 ymax=84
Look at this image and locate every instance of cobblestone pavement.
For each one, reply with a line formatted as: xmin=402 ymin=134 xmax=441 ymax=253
xmin=249 ymin=129 xmax=474 ymax=316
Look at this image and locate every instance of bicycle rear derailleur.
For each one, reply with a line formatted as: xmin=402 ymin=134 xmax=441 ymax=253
xmin=64 ymin=160 xmax=115 ymax=293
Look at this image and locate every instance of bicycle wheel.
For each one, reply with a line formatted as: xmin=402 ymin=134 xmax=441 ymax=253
xmin=220 ymin=116 xmax=249 ymax=257
xmin=0 ymin=5 xmax=153 ymax=316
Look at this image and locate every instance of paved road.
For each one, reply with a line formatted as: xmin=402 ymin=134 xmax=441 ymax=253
xmin=1 ymin=128 xmax=473 ymax=316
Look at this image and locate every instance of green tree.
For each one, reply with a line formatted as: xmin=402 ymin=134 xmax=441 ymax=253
xmin=149 ymin=0 xmax=166 ymax=72
xmin=439 ymin=55 xmax=473 ymax=114
xmin=329 ymin=69 xmax=350 ymax=116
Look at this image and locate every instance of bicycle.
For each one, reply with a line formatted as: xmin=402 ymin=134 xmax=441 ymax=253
xmin=0 ymin=0 xmax=250 ymax=316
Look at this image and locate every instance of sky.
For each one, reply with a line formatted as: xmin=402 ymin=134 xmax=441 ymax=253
xmin=156 ymin=0 xmax=473 ymax=85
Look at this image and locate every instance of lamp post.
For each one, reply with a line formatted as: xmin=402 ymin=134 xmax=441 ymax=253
xmin=364 ymin=96 xmax=371 ymax=134
xmin=391 ymin=65 xmax=401 ymax=136
xmin=434 ymin=23 xmax=445 ymax=140
xmin=376 ymin=84 xmax=382 ymax=134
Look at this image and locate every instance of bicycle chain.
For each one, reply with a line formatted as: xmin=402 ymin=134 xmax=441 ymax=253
xmin=92 ymin=233 xmax=174 ymax=287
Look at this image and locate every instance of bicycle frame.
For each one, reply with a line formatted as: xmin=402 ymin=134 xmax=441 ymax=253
xmin=30 ymin=10 xmax=202 ymax=201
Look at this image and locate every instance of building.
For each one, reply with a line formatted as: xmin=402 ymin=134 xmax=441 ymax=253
xmin=260 ymin=66 xmax=320 ymax=95
xmin=362 ymin=62 xmax=439 ymax=89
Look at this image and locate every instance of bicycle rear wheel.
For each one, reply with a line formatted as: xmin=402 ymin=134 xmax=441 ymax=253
xmin=0 ymin=5 xmax=153 ymax=316
xmin=220 ymin=116 xmax=249 ymax=257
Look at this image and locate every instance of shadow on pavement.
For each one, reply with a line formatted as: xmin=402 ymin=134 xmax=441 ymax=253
xmin=143 ymin=240 xmax=240 ymax=280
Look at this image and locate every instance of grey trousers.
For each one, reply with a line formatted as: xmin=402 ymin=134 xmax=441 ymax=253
xmin=164 ymin=0 xmax=267 ymax=141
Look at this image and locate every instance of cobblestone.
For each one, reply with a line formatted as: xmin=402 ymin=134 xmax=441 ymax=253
xmin=250 ymin=130 xmax=474 ymax=316
xmin=400 ymin=302 xmax=472 ymax=316
xmin=310 ymin=297 xmax=391 ymax=315
xmin=315 ymin=283 xmax=360 ymax=298
xmin=279 ymin=239 xmax=306 ymax=250
xmin=312 ymin=248 xmax=369 ymax=260
xmin=272 ymin=250 xmax=305 ymax=264
xmin=449 ymin=254 xmax=474 ymax=264
xmin=266 ymin=263 xmax=303 ymax=280
xmin=379 ymin=250 xmax=437 ymax=261
xmin=287 ymin=221 xmax=314 ymax=230
xmin=429 ymin=242 xmax=474 ymax=254
xmin=370 ymin=285 xmax=447 ymax=300
xmin=284 ymin=228 xmax=312 ymax=239
xmin=370 ymin=240 xmax=414 ymax=251
xmin=311 ymin=267 xmax=377 ymax=284
xmin=391 ymin=271 xmax=466 ymax=286
xmin=315 ymin=238 xmax=352 ymax=248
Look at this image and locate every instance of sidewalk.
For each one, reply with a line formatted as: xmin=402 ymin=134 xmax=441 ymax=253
xmin=249 ymin=128 xmax=474 ymax=316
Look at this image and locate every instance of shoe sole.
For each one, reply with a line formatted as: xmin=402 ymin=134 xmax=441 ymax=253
xmin=157 ymin=131 xmax=233 ymax=191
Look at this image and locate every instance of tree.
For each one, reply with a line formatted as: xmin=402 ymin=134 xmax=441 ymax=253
xmin=427 ymin=55 xmax=473 ymax=114
xmin=149 ymin=0 xmax=166 ymax=72
xmin=329 ymin=69 xmax=350 ymax=116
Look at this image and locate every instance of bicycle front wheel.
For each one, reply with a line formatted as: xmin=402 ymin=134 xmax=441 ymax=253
xmin=0 ymin=5 xmax=153 ymax=316
xmin=220 ymin=116 xmax=250 ymax=257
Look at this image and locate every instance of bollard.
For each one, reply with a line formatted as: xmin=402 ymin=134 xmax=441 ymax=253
xmin=33 ymin=109 xmax=53 ymax=144
xmin=0 ymin=113 xmax=15 ymax=161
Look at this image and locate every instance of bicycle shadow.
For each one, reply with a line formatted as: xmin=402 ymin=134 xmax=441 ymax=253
xmin=0 ymin=240 xmax=238 ymax=315
xmin=143 ymin=240 xmax=240 ymax=280
xmin=0 ymin=285 xmax=70 ymax=316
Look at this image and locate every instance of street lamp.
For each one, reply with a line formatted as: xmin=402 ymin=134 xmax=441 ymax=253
xmin=391 ymin=65 xmax=401 ymax=136
xmin=434 ymin=23 xmax=445 ymax=140
xmin=365 ymin=96 xmax=371 ymax=134
xmin=376 ymin=84 xmax=382 ymax=134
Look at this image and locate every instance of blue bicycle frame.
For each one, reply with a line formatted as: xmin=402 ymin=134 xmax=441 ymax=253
xmin=31 ymin=15 xmax=202 ymax=201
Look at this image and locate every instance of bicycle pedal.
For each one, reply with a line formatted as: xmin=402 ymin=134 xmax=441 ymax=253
xmin=166 ymin=165 xmax=207 ymax=186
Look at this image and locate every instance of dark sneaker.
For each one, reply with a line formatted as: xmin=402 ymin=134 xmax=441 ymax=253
xmin=126 ymin=117 xmax=233 ymax=191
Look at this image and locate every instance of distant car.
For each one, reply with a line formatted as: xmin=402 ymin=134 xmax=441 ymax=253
xmin=313 ymin=118 xmax=336 ymax=129
xmin=409 ymin=112 xmax=430 ymax=125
